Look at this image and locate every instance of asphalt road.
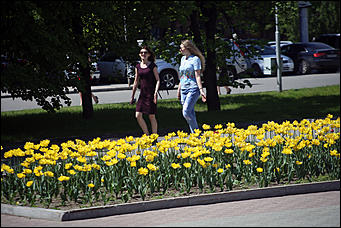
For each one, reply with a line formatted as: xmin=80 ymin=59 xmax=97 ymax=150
xmin=1 ymin=73 xmax=340 ymax=112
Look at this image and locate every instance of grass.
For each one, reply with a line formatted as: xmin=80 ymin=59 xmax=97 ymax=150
xmin=1 ymin=85 xmax=340 ymax=148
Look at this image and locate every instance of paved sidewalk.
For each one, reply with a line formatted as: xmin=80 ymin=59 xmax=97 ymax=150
xmin=2 ymin=72 xmax=340 ymax=98
xmin=1 ymin=190 xmax=339 ymax=227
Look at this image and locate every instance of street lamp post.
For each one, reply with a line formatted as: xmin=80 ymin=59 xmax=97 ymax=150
xmin=298 ymin=1 xmax=312 ymax=42
xmin=275 ymin=5 xmax=282 ymax=92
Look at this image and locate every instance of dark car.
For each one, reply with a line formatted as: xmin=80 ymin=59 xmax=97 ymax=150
xmin=281 ymin=42 xmax=340 ymax=74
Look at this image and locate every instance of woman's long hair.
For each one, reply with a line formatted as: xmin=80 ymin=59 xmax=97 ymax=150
xmin=140 ymin=45 xmax=156 ymax=63
xmin=181 ymin=40 xmax=205 ymax=72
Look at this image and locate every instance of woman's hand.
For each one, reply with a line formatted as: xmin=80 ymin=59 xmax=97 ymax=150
xmin=177 ymin=92 xmax=181 ymax=100
xmin=130 ymin=97 xmax=136 ymax=105
xmin=177 ymin=87 xmax=181 ymax=100
xmin=201 ymin=93 xmax=206 ymax=102
xmin=153 ymin=93 xmax=158 ymax=104
xmin=200 ymin=88 xmax=206 ymax=102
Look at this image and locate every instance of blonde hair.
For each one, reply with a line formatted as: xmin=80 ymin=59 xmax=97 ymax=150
xmin=181 ymin=40 xmax=205 ymax=72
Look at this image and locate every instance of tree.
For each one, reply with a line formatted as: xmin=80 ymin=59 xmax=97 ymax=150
xmin=309 ymin=1 xmax=340 ymax=38
xmin=1 ymin=1 xmax=136 ymax=118
xmin=1 ymin=1 xmax=75 ymax=112
xmin=2 ymin=1 xmax=339 ymax=116
xmin=200 ymin=1 xmax=220 ymax=111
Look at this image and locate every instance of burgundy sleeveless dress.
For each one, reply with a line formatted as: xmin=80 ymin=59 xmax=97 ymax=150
xmin=136 ymin=62 xmax=157 ymax=114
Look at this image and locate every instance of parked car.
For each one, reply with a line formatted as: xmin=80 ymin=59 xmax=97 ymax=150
xmin=96 ymin=52 xmax=127 ymax=84
xmin=90 ymin=62 xmax=100 ymax=83
xmin=155 ymin=58 xmax=179 ymax=89
xmin=221 ymin=38 xmax=251 ymax=78
xmin=63 ymin=60 xmax=100 ymax=86
xmin=127 ymin=58 xmax=179 ymax=90
xmin=312 ymin=33 xmax=340 ymax=49
xmin=246 ymin=45 xmax=294 ymax=77
xmin=267 ymin=40 xmax=293 ymax=48
xmin=280 ymin=42 xmax=340 ymax=74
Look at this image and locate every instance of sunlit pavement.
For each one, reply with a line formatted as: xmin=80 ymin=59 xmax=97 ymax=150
xmin=1 ymin=190 xmax=339 ymax=227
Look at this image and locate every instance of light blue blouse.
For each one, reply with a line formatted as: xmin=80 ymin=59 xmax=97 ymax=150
xmin=179 ymin=55 xmax=201 ymax=89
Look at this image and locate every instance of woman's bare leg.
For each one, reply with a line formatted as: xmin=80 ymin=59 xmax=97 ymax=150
xmin=136 ymin=112 xmax=149 ymax=135
xmin=149 ymin=114 xmax=157 ymax=134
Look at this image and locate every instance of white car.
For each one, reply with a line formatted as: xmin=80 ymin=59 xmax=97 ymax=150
xmin=267 ymin=41 xmax=293 ymax=48
xmin=247 ymin=45 xmax=294 ymax=77
xmin=222 ymin=38 xmax=251 ymax=77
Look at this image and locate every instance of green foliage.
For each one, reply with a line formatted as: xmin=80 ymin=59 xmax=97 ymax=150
xmin=309 ymin=1 xmax=340 ymax=37
xmin=1 ymin=1 xmax=339 ymax=113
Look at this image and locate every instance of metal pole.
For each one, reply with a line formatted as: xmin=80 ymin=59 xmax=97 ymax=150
xmin=299 ymin=1 xmax=312 ymax=42
xmin=275 ymin=5 xmax=282 ymax=92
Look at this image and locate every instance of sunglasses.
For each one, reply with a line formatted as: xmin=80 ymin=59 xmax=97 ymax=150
xmin=140 ymin=51 xmax=149 ymax=54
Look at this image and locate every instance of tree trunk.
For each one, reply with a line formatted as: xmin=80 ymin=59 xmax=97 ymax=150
xmin=80 ymin=64 xmax=94 ymax=119
xmin=201 ymin=2 xmax=220 ymax=111
xmin=190 ymin=8 xmax=204 ymax=51
xmin=72 ymin=2 xmax=93 ymax=119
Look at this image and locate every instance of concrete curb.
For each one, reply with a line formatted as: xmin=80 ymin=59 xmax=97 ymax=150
xmin=1 ymin=180 xmax=339 ymax=221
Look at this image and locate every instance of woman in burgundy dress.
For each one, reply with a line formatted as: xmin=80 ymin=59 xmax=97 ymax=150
xmin=130 ymin=46 xmax=160 ymax=136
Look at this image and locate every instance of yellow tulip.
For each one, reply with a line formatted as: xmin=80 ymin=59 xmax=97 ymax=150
xmin=147 ymin=163 xmax=157 ymax=171
xmin=26 ymin=181 xmax=33 ymax=187
xmin=65 ymin=163 xmax=73 ymax=170
xmin=256 ymin=167 xmax=263 ymax=173
xmin=23 ymin=169 xmax=32 ymax=174
xmin=214 ymin=124 xmax=223 ymax=129
xmin=243 ymin=160 xmax=252 ymax=165
xmin=282 ymin=147 xmax=293 ymax=155
xmin=77 ymin=156 xmax=87 ymax=163
xmin=58 ymin=176 xmax=70 ymax=182
xmin=204 ymin=157 xmax=213 ymax=162
xmin=202 ymin=124 xmax=211 ymax=130
xmin=67 ymin=170 xmax=76 ymax=175
xmin=117 ymin=153 xmax=126 ymax=159
xmin=17 ymin=173 xmax=25 ymax=179
xmin=183 ymin=163 xmax=191 ymax=168
xmin=171 ymin=163 xmax=181 ymax=169
xmin=330 ymin=150 xmax=339 ymax=156
xmin=224 ymin=149 xmax=234 ymax=154
xmin=138 ymin=167 xmax=148 ymax=175
xmin=44 ymin=171 xmax=54 ymax=177
xmin=260 ymin=157 xmax=268 ymax=163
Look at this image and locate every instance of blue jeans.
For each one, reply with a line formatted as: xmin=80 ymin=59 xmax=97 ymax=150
xmin=180 ymin=87 xmax=200 ymax=133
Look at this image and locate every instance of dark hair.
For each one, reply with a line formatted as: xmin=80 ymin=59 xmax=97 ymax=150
xmin=140 ymin=45 xmax=156 ymax=63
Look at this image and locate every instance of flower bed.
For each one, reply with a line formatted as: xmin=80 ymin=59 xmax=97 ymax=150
xmin=1 ymin=114 xmax=340 ymax=209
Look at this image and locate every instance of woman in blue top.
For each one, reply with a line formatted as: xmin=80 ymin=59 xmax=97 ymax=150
xmin=177 ymin=40 xmax=206 ymax=133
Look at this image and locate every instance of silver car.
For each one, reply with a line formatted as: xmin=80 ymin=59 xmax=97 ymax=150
xmin=96 ymin=52 xmax=127 ymax=84
xmin=247 ymin=45 xmax=294 ymax=77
